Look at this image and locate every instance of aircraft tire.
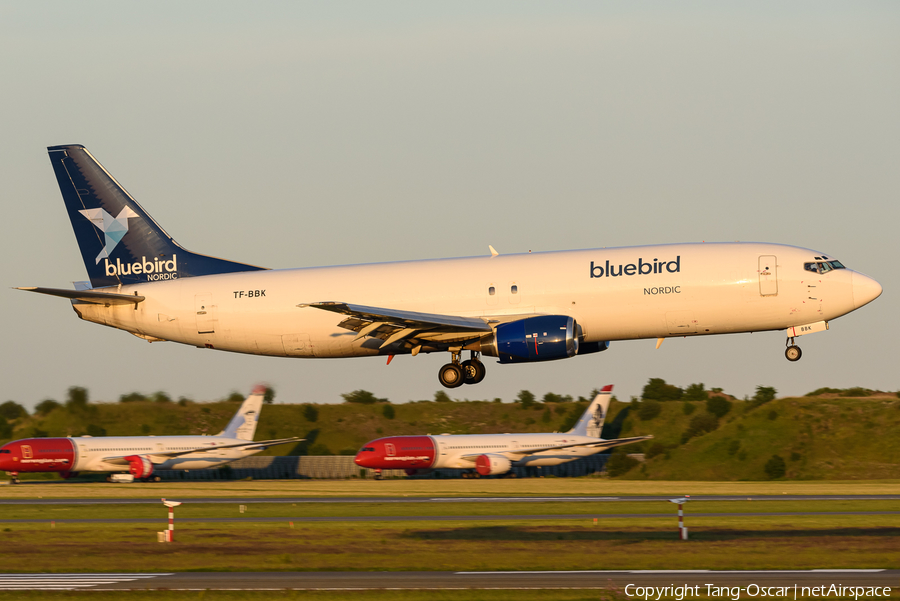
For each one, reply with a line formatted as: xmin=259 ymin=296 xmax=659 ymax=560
xmin=438 ymin=363 xmax=465 ymax=388
xmin=785 ymin=345 xmax=802 ymax=361
xmin=461 ymin=360 xmax=486 ymax=385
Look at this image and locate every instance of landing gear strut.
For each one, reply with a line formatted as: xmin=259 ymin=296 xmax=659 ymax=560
xmin=785 ymin=337 xmax=802 ymax=362
xmin=439 ymin=352 xmax=486 ymax=388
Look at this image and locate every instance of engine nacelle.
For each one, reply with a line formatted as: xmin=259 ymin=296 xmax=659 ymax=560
xmin=475 ymin=454 xmax=513 ymax=476
xmin=481 ymin=315 xmax=579 ymax=364
xmin=577 ymin=340 xmax=609 ymax=355
xmin=124 ymin=455 xmax=153 ymax=479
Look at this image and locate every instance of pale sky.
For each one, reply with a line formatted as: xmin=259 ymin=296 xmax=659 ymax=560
xmin=2 ymin=2 xmax=898 ymax=410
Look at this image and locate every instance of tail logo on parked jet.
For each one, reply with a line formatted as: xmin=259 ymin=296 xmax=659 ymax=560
xmin=79 ymin=207 xmax=139 ymax=263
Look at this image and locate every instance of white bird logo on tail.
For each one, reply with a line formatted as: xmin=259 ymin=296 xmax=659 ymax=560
xmin=79 ymin=207 xmax=139 ymax=264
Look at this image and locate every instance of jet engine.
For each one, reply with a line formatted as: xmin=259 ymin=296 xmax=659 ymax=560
xmin=124 ymin=455 xmax=154 ymax=479
xmin=475 ymin=454 xmax=513 ymax=476
xmin=480 ymin=316 xmax=579 ymax=364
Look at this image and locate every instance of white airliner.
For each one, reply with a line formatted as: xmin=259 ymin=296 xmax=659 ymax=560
xmin=354 ymin=385 xmax=650 ymax=477
xmin=19 ymin=145 xmax=882 ymax=388
xmin=0 ymin=386 xmax=300 ymax=483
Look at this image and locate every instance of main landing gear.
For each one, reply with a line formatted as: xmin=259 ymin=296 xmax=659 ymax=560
xmin=785 ymin=337 xmax=802 ymax=362
xmin=439 ymin=351 xmax=486 ymax=388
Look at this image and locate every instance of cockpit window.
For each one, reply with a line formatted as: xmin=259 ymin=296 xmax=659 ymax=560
xmin=804 ymin=260 xmax=846 ymax=274
xmin=358 ymin=447 xmax=375 ymax=453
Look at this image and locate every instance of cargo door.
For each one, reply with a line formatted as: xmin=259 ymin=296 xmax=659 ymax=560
xmin=195 ymin=294 xmax=216 ymax=334
xmin=758 ymin=255 xmax=778 ymax=296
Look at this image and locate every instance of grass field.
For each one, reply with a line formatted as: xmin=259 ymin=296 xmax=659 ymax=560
xmin=2 ymin=481 xmax=898 ymax=600
xmin=2 ymin=500 xmax=899 ymax=520
xmin=3 ymin=478 xmax=900 ymax=499
xmin=1 ymin=495 xmax=898 ymax=573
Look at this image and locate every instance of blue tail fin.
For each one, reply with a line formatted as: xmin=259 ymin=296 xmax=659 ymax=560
xmin=48 ymin=145 xmax=266 ymax=288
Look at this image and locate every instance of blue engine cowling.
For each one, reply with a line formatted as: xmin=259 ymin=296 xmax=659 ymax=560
xmin=482 ymin=315 xmax=579 ymax=364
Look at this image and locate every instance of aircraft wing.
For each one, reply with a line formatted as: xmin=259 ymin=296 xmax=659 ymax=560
xmin=16 ymin=287 xmax=145 ymax=306
xmin=458 ymin=435 xmax=654 ymax=463
xmin=100 ymin=437 xmax=303 ymax=465
xmin=300 ymin=301 xmax=493 ymax=350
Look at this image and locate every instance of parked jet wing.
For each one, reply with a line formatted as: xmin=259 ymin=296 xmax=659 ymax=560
xmin=101 ymin=437 xmax=303 ymax=465
xmin=458 ymin=435 xmax=653 ymax=462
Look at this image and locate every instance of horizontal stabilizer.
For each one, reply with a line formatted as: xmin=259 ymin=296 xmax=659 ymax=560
xmin=16 ymin=286 xmax=144 ymax=306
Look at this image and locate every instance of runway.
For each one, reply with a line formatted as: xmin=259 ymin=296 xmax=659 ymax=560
xmin=2 ymin=494 xmax=899 ymax=505
xmin=0 ymin=570 xmax=895 ymax=591
xmin=2 ymin=511 xmax=898 ymax=524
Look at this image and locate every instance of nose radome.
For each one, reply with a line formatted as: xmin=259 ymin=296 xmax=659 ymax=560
xmin=852 ymin=272 xmax=883 ymax=309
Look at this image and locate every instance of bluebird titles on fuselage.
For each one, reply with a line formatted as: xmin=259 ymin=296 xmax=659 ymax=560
xmin=590 ymin=256 xmax=680 ymax=278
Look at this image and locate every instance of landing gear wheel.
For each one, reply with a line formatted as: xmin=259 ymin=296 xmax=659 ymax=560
xmin=461 ymin=360 xmax=486 ymax=385
xmin=438 ymin=363 xmax=465 ymax=388
xmin=785 ymin=345 xmax=802 ymax=361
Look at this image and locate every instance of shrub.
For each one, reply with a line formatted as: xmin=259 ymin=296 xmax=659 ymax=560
xmin=839 ymin=387 xmax=873 ymax=397
xmin=433 ymin=391 xmax=452 ymax=403
xmin=119 ymin=392 xmax=148 ymax=403
xmin=764 ymin=455 xmax=786 ymax=479
xmin=260 ymin=387 xmax=275 ymax=404
xmin=85 ymin=424 xmax=106 ymax=437
xmin=606 ymin=450 xmax=640 ymax=477
xmin=541 ymin=408 xmax=551 ymax=423
xmin=66 ymin=386 xmax=89 ymax=411
xmin=542 ymin=393 xmax=573 ymax=403
xmin=727 ymin=440 xmax=741 ymax=456
xmin=645 ymin=441 xmax=667 ymax=459
xmin=225 ymin=392 xmax=244 ymax=403
xmin=682 ymin=402 xmax=696 ymax=415
xmin=768 ymin=410 xmax=778 ymax=420
xmin=342 ymin=390 xmax=387 ymax=404
xmin=805 ymin=387 xmax=841 ymax=397
xmin=641 ymin=378 xmax=683 ymax=402
xmin=303 ymin=405 xmax=319 ymax=422
xmin=0 ymin=401 xmax=27 ymax=420
xmin=753 ymin=386 xmax=777 ymax=404
xmin=706 ymin=396 xmax=732 ymax=418
xmin=516 ymin=390 xmax=536 ymax=409
xmin=382 ymin=404 xmax=396 ymax=420
xmin=683 ymin=383 xmax=708 ymax=402
xmin=0 ymin=419 xmax=11 ymax=440
xmin=636 ymin=399 xmax=662 ymax=421
xmin=152 ymin=392 xmax=172 ymax=404
xmin=682 ymin=412 xmax=718 ymax=443
xmin=34 ymin=399 xmax=61 ymax=416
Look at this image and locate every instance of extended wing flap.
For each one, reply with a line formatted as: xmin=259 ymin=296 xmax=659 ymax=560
xmin=302 ymin=302 xmax=492 ymax=333
xmin=17 ymin=287 xmax=144 ymax=306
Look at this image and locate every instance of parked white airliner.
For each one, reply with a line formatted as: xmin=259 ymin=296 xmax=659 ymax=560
xmin=0 ymin=386 xmax=300 ymax=483
xmin=19 ymin=145 xmax=882 ymax=388
xmin=354 ymin=386 xmax=650 ymax=477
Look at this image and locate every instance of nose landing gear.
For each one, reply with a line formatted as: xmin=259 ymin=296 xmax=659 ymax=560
xmin=439 ymin=352 xmax=486 ymax=388
xmin=785 ymin=337 xmax=802 ymax=362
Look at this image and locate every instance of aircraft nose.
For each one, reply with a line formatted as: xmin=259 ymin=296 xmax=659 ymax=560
xmin=852 ymin=272 xmax=883 ymax=309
